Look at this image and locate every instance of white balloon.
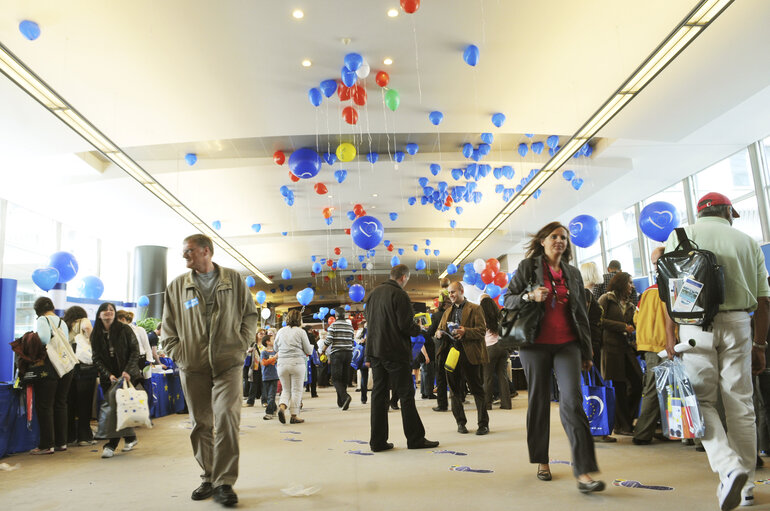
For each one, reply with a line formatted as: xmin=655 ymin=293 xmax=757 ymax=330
xmin=473 ymin=258 xmax=486 ymax=274
xmin=356 ymin=59 xmax=370 ymax=79
xmin=463 ymin=284 xmax=483 ymax=304
xmin=261 ymin=308 xmax=271 ymax=320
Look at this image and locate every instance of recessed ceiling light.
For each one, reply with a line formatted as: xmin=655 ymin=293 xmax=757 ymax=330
xmin=327 ymin=195 xmax=333 ymax=198
xmin=383 ymin=58 xmax=393 ymax=66
xmin=292 ymin=9 xmax=304 ymax=19
xmin=301 ymin=59 xmax=312 ymax=67
xmin=387 ymin=8 xmax=399 ymax=17
xmin=372 ymin=193 xmax=379 ymax=197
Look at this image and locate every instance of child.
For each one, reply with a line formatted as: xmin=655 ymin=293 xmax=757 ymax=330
xmin=261 ymin=334 xmax=279 ymax=420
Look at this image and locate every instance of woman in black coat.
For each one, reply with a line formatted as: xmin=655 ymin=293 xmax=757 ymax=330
xmin=91 ymin=302 xmax=141 ymax=458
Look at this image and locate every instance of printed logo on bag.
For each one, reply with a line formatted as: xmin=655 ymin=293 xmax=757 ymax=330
xmin=583 ymin=395 xmax=605 ymax=421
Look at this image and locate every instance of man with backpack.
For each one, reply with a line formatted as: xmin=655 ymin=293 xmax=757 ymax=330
xmin=663 ymin=192 xmax=770 ymax=511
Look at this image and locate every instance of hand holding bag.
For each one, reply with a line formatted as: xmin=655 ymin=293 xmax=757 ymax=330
xmin=498 ymin=275 xmax=544 ymax=350
xmin=116 ymin=380 xmax=152 ymax=430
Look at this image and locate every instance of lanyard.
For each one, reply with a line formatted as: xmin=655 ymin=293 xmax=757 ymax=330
xmin=544 ymin=262 xmax=569 ymax=309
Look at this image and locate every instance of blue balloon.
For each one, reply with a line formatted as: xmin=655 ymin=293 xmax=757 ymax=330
xmin=547 ymin=135 xmax=559 ymax=149
xmin=425 ymin=239 xmax=431 ymax=246
xmin=463 ymin=263 xmax=475 ymax=275
xmin=475 ymin=274 xmax=485 ymax=291
xmin=484 ymin=284 xmax=502 ymax=299
xmin=390 ymin=256 xmax=400 ymax=267
xmin=78 ymin=276 xmax=104 ymax=300
xmin=48 ymin=251 xmax=78 ymax=283
xmin=639 ymin=201 xmax=680 ymax=242
xmin=329 ymin=309 xmax=336 ymax=316
xmin=281 ymin=232 xmax=288 ymax=236
xmin=471 ymin=149 xmax=481 ymax=162
xmin=344 ymin=52 xmax=363 ymax=72
xmin=562 ymin=170 xmax=575 ymax=181
xmin=334 ymin=169 xmax=348 ymax=183
xmin=446 ymin=264 xmax=458 ymax=275
xmin=31 ymin=267 xmax=59 ymax=291
xmin=569 ymin=214 xmax=601 ymax=248
xmin=518 ymin=143 xmax=528 ymax=157
xmin=462 ymin=143 xmax=473 ymax=159
xmin=211 ymin=220 xmax=221 ymax=231
xmin=185 ymin=153 xmax=197 ymax=166
xmin=344 ymin=305 xmax=351 ymax=311
xmin=463 ymin=272 xmax=476 ymax=285
xmin=418 ymin=177 xmax=429 ymax=188
xmin=245 ymin=276 xmax=256 ymax=288
xmin=280 ymin=185 xmax=290 ymax=197
xmin=278 ymin=284 xmax=285 ymax=292
xmin=281 ymin=268 xmax=292 ymax=280
xmin=18 ymin=20 xmax=41 ymax=41
xmin=323 ymin=152 xmax=338 ymax=166
xmin=450 ymin=168 xmax=463 ymax=181
xmin=430 ymin=163 xmax=441 ymax=176
xmin=389 ymin=212 xmax=398 ymax=221
xmin=456 ymin=206 xmax=463 ymax=215
xmin=288 ymin=147 xmax=321 ymax=179
xmin=407 ymin=197 xmax=416 ymax=206
xmin=413 ymin=244 xmax=419 ymax=252
xmin=415 ymin=259 xmax=426 ymax=271
xmin=449 ymin=220 xmax=457 ymax=229
xmin=325 ymin=217 xmax=333 ymax=225
xmin=502 ymin=165 xmax=514 ymax=179
xmin=498 ymin=294 xmax=505 ymax=307
xmin=549 ymin=145 xmax=561 ymax=157
xmin=308 ymin=87 xmax=323 ymax=107
xmin=533 ymin=189 xmax=542 ymax=199
xmin=255 ymin=290 xmax=266 ymax=304
xmin=361 ymin=151 xmax=377 ymax=165
xmin=251 ymin=223 xmax=261 ymax=233
xmin=341 ymin=66 xmax=357 ymax=87
xmin=351 ymin=215 xmax=384 ymax=250
xmin=491 ymin=113 xmax=506 ymax=127
xmin=394 ymin=151 xmax=405 ymax=163
xmin=296 ymin=287 xmax=314 ymax=306
xmin=478 ymin=143 xmax=491 ymax=156
xmin=463 ymin=44 xmax=480 ymax=66
xmin=320 ymin=79 xmax=338 ymax=98
xmin=349 ymin=284 xmax=365 ymax=302
xmin=420 ymin=196 xmax=429 ymax=205
xmin=337 ymin=257 xmax=349 ymax=270
xmin=406 ymin=143 xmax=419 ymax=155
xmin=429 ymin=111 xmax=444 ymax=126
xmin=397 ymin=248 xmax=404 ymax=255
xmin=424 ymin=249 xmax=430 ymax=256
xmin=571 ymin=178 xmax=584 ymax=190
xmin=433 ymin=250 xmax=440 ymax=256
xmin=347 ymin=210 xmax=356 ymax=221
xmin=138 ymin=295 xmax=151 ymax=307
xmin=480 ymin=132 xmax=494 ymax=144
xmin=531 ymin=141 xmax=544 ymax=155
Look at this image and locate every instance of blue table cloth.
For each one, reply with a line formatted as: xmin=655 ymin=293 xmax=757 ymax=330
xmin=0 ymin=383 xmax=39 ymax=458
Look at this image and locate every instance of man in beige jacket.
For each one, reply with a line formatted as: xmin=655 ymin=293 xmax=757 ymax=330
xmin=162 ymin=234 xmax=258 ymax=507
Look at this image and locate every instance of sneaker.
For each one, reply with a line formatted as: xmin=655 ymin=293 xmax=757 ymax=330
xmin=719 ymin=470 xmax=749 ymax=511
xmin=30 ymin=447 xmax=54 ymax=455
xmin=122 ymin=440 xmax=138 ymax=452
xmin=54 ymin=445 xmax=67 ymax=452
xmin=263 ymin=414 xmax=273 ymax=420
xmin=78 ymin=440 xmax=97 ymax=447
xmin=741 ymin=487 xmax=754 ymax=507
xmin=101 ymin=446 xmax=115 ymax=459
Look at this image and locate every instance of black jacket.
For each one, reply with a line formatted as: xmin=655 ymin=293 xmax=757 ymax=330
xmin=91 ymin=321 xmax=141 ymax=384
xmin=364 ymin=279 xmax=421 ymax=363
xmin=505 ymin=255 xmax=593 ymax=362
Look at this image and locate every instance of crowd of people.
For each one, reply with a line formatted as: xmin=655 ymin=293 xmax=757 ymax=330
xmin=11 ymin=191 xmax=770 ymax=511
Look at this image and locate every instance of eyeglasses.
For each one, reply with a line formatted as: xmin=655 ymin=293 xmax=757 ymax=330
xmin=182 ymin=247 xmax=197 ymax=256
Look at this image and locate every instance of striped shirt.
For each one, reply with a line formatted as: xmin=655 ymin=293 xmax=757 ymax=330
xmin=324 ymin=319 xmax=355 ymax=354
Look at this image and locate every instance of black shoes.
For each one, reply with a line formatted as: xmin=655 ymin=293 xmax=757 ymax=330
xmin=408 ymin=438 xmax=439 ymax=449
xmin=371 ymin=442 xmax=394 ymax=452
xmin=432 ymin=406 xmax=448 ymax=412
xmin=213 ymin=485 xmax=238 ymax=507
xmin=342 ymin=394 xmax=352 ymax=411
xmin=577 ymin=480 xmax=605 ymax=493
xmin=632 ymin=437 xmax=651 ymax=445
xmin=390 ymin=401 xmax=399 ymax=410
xmin=537 ymin=467 xmax=552 ymax=481
xmin=476 ymin=426 xmax=489 ymax=436
xmin=191 ymin=482 xmax=214 ymax=501
xmin=277 ymin=406 xmax=286 ymax=424
xmin=457 ymin=424 xmax=469 ymax=434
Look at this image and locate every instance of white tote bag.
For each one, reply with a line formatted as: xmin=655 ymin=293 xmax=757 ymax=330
xmin=74 ymin=319 xmax=93 ymax=365
xmin=116 ymin=380 xmax=153 ymax=430
xmin=45 ymin=316 xmax=77 ymax=377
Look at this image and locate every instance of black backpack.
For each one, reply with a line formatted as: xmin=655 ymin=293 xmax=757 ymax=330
xmin=656 ymin=227 xmax=725 ymax=330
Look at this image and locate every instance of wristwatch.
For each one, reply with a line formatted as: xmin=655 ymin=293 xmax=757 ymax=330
xmin=522 ymin=292 xmax=531 ymax=302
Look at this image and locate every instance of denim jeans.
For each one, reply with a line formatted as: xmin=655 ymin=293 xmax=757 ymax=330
xmin=263 ymin=379 xmax=278 ymax=415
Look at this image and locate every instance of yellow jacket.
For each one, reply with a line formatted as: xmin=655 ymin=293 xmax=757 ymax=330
xmin=633 ymin=285 xmax=670 ymax=353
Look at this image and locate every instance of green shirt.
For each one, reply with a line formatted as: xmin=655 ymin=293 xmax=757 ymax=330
xmin=664 ymin=216 xmax=770 ymax=311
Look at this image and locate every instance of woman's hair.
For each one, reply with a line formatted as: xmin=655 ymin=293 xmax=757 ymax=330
xmin=579 ymin=262 xmax=602 ymax=287
xmin=286 ymin=309 xmax=302 ymax=327
xmin=116 ymin=310 xmax=134 ymax=323
xmin=256 ymin=328 xmax=266 ymax=339
xmin=607 ymin=272 xmax=632 ymax=300
xmin=92 ymin=302 xmax=117 ymax=337
xmin=524 ymin=221 xmax=572 ymax=262
xmin=63 ymin=306 xmax=88 ymax=330
xmin=479 ymin=296 xmax=499 ymax=333
xmin=33 ymin=297 xmax=55 ymax=317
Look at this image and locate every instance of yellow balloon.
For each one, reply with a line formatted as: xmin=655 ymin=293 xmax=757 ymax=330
xmin=336 ymin=142 xmax=356 ymax=162
xmin=329 ymin=270 xmax=336 ymax=278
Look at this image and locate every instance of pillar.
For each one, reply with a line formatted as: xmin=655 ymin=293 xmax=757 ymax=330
xmin=0 ymin=278 xmax=18 ymax=382
xmin=132 ymin=246 xmax=168 ymax=320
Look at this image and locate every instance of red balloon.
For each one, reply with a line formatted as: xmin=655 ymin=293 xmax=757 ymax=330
xmin=289 ymin=171 xmax=300 ymax=182
xmin=375 ymin=71 xmax=389 ymax=88
xmin=444 ymin=196 xmax=453 ymax=207
xmin=334 ymin=247 xmax=341 ymax=255
xmin=493 ymin=271 xmax=509 ymax=288
xmin=328 ymin=317 xmax=336 ymax=325
xmin=337 ymin=81 xmax=352 ymax=100
xmin=273 ymin=150 xmax=285 ymax=165
xmin=353 ymin=204 xmax=365 ymax=216
xmin=387 ymin=244 xmax=394 ymax=252
xmin=344 ymin=228 xmax=351 ymax=235
xmin=433 ymin=298 xmax=439 ymax=308
xmin=322 ymin=207 xmax=333 ymax=219
xmin=314 ymin=183 xmax=328 ymax=195
xmin=324 ymin=276 xmax=330 ymax=282
xmin=401 ymin=0 xmax=420 ymax=13
xmin=352 ymin=86 xmax=367 ymax=106
xmin=480 ymin=268 xmax=495 ymax=285
xmin=310 ymin=271 xmax=316 ymax=277
xmin=486 ymin=258 xmax=501 ymax=273
xmin=356 ymin=209 xmax=366 ymax=218
xmin=342 ymin=106 xmax=358 ymax=125
xmin=357 ymin=274 xmax=363 ymax=281
xmin=327 ymin=259 xmax=334 ymax=267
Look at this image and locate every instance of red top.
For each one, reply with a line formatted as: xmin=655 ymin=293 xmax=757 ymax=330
xmin=534 ymin=265 xmax=576 ymax=345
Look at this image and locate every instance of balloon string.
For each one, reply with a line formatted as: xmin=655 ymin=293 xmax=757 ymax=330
xmin=479 ymin=0 xmax=487 ymax=45
xmin=326 ymin=100 xmax=331 ymax=158
xmin=315 ymin=108 xmax=319 ymax=152
xmin=411 ymin=15 xmax=423 ymax=105
xmin=381 ymin=88 xmax=392 ymax=162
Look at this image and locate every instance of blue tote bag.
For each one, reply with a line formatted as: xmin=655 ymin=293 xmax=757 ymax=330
xmin=581 ymin=367 xmax=616 ymax=436
xmin=350 ymin=343 xmax=365 ymax=370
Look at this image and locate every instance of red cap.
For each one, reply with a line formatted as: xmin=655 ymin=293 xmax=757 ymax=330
xmin=697 ymin=192 xmax=740 ymax=218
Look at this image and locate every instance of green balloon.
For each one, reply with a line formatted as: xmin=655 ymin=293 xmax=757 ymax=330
xmin=384 ymin=89 xmax=400 ymax=111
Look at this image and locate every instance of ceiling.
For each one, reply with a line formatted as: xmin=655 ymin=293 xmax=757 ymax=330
xmin=1 ymin=0 xmax=769 ymax=308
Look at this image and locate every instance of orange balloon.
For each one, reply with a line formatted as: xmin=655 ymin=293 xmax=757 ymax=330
xmin=322 ymin=207 xmax=333 ymax=219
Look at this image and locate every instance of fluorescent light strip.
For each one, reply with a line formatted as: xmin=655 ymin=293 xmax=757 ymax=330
xmin=0 ymin=41 xmax=272 ymax=284
xmin=442 ymin=0 xmax=733 ymax=277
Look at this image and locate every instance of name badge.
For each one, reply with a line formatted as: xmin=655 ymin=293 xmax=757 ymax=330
xmin=185 ymin=297 xmax=199 ymax=310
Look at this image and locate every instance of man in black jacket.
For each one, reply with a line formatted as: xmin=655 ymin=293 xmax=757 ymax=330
xmin=365 ymin=264 xmax=439 ymax=452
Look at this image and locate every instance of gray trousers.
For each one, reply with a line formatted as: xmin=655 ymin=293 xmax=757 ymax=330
xmin=519 ymin=341 xmax=598 ymax=477
xmin=633 ymin=351 xmax=663 ymax=441
xmin=483 ymin=342 xmax=512 ymax=409
xmin=180 ymin=364 xmax=242 ymax=487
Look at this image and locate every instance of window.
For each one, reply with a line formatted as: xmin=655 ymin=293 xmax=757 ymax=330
xmin=61 ymin=225 xmax=99 ymax=280
xmin=575 ymin=240 xmax=602 ymax=270
xmin=101 ymin=241 xmax=130 ymax=302
xmin=604 ymin=207 xmax=642 ymax=276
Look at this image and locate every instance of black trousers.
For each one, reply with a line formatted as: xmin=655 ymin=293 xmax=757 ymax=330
xmin=246 ymin=375 xmax=262 ymax=405
xmin=34 ymin=371 xmax=74 ymax=449
xmin=435 ymin=344 xmax=449 ymax=409
xmin=359 ymin=366 xmax=369 ymax=402
xmin=67 ymin=366 xmax=97 ymax=443
xmin=446 ymin=348 xmax=488 ymax=428
xmin=330 ymin=351 xmax=353 ymax=407
xmin=369 ymin=356 xmax=426 ymax=449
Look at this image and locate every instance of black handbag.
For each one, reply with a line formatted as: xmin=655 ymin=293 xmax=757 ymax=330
xmin=498 ymin=275 xmax=544 ymax=350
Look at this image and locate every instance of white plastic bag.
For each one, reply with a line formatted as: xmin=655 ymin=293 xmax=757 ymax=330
xmin=116 ymin=380 xmax=152 ymax=430
xmin=653 ymin=357 xmax=705 ymax=439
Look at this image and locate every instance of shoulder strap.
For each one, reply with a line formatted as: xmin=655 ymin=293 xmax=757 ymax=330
xmin=675 ymin=227 xmax=693 ymax=252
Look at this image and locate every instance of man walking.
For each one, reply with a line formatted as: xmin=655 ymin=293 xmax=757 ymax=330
xmin=320 ymin=307 xmax=355 ymax=410
xmin=665 ymin=193 xmax=770 ymax=510
xmin=365 ymin=264 xmax=439 ymax=452
xmin=435 ymin=282 xmax=489 ymax=435
xmin=162 ymin=234 xmax=258 ymax=507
